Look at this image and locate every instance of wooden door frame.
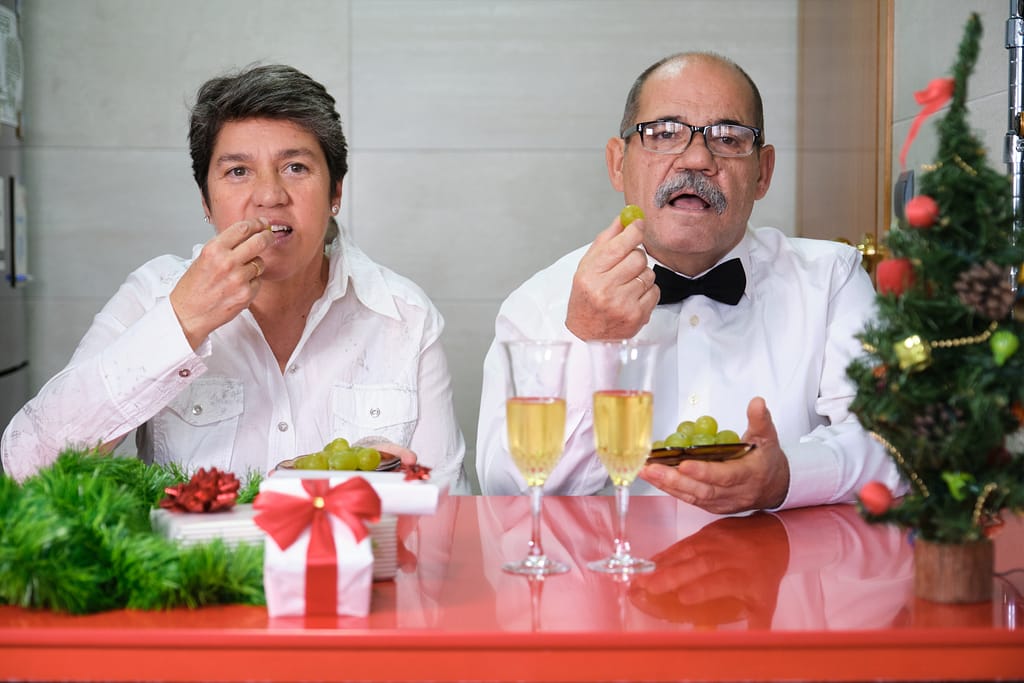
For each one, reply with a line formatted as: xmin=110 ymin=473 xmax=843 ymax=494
xmin=796 ymin=0 xmax=894 ymax=270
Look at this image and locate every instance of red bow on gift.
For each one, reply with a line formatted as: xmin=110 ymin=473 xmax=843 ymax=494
xmin=899 ymin=77 xmax=955 ymax=170
xmin=253 ymin=478 xmax=381 ymax=616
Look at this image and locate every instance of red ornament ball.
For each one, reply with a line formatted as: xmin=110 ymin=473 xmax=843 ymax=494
xmin=905 ymin=195 xmax=940 ymax=228
xmin=875 ymin=258 xmax=915 ymax=296
xmin=983 ymin=516 xmax=1005 ymax=539
xmin=858 ymin=481 xmax=894 ymax=516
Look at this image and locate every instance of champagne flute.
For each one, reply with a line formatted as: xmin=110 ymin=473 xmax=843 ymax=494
xmin=587 ymin=339 xmax=657 ymax=574
xmin=502 ymin=340 xmax=572 ymax=575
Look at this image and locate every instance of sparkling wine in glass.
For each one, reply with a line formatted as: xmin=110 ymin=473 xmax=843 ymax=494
xmin=502 ymin=340 xmax=572 ymax=575
xmin=587 ymin=339 xmax=658 ymax=574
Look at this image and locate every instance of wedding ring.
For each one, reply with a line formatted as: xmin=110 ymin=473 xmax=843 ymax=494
xmin=249 ymin=260 xmax=263 ymax=279
xmin=634 ymin=275 xmax=647 ymax=291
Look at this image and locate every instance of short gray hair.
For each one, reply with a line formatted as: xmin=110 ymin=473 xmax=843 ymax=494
xmin=188 ymin=64 xmax=348 ymax=205
xmin=618 ymin=52 xmax=765 ymax=144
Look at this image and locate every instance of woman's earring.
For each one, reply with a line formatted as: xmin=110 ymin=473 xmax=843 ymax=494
xmin=331 ymin=205 xmax=339 ymax=215
xmin=203 ymin=215 xmax=210 ymax=223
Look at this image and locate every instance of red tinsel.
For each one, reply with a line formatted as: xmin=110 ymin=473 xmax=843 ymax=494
xmin=898 ymin=77 xmax=954 ymax=170
xmin=159 ymin=467 xmax=240 ymax=512
xmin=400 ymin=463 xmax=432 ymax=481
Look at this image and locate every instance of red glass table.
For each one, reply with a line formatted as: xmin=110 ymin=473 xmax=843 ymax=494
xmin=1 ymin=495 xmax=1022 ymax=682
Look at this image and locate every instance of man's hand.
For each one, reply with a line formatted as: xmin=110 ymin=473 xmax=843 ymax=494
xmin=638 ymin=397 xmax=791 ymax=513
xmin=170 ymin=218 xmax=275 ymax=349
xmin=629 ymin=513 xmax=789 ymax=628
xmin=565 ymin=214 xmax=659 ymax=340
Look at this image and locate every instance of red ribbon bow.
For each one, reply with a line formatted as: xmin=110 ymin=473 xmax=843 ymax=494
xmin=899 ymin=77 xmax=955 ymax=170
xmin=253 ymin=478 xmax=381 ymax=615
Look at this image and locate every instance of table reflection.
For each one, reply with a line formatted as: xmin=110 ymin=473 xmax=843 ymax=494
xmin=392 ymin=492 xmax=462 ymax=628
xmin=629 ymin=513 xmax=788 ymax=629
xmin=475 ymin=496 xmax=920 ymax=632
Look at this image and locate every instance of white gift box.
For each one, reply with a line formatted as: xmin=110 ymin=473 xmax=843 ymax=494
xmin=267 ymin=469 xmax=439 ymax=515
xmin=255 ymin=476 xmax=381 ymax=618
xmin=262 ymin=507 xmax=373 ymax=617
xmin=149 ymin=505 xmax=398 ymax=581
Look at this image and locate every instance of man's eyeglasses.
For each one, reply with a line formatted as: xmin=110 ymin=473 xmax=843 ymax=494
xmin=623 ymin=120 xmax=762 ymax=158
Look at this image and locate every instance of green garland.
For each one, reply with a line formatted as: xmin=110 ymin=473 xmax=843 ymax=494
xmin=0 ymin=449 xmax=265 ymax=614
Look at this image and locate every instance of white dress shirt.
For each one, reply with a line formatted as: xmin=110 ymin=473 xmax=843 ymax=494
xmin=476 ymin=226 xmax=904 ymax=508
xmin=2 ymin=232 xmax=467 ymax=491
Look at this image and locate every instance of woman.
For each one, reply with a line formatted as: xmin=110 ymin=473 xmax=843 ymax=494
xmin=1 ymin=65 xmax=467 ymax=490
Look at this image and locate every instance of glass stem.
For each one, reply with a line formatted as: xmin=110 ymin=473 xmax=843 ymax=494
xmin=528 ymin=484 xmax=545 ymax=561
xmin=528 ymin=576 xmax=544 ymax=631
xmin=613 ymin=484 xmax=632 ymax=561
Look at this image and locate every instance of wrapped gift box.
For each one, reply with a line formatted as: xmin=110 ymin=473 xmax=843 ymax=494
xmin=150 ymin=504 xmax=398 ymax=581
xmin=267 ymin=469 xmax=439 ymax=515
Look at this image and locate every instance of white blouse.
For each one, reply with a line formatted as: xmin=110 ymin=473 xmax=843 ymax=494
xmin=1 ymin=233 xmax=467 ymax=491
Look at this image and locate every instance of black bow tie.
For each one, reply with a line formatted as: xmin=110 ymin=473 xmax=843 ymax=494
xmin=654 ymin=258 xmax=746 ymax=305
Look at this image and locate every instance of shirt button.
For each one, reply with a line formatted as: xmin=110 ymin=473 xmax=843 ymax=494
xmin=288 ymin=364 xmax=298 ymax=374
xmin=277 ymin=422 xmax=289 ymax=432
xmin=689 ymin=315 xmax=700 ymax=327
xmin=369 ymin=408 xmax=381 ymax=418
xmin=689 ymin=394 xmax=699 ymax=406
xmin=191 ymin=404 xmax=203 ymax=416
xmin=178 ymin=368 xmax=191 ymax=378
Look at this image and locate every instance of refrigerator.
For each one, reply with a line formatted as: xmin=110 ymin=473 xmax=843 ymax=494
xmin=0 ymin=0 xmax=27 ymax=462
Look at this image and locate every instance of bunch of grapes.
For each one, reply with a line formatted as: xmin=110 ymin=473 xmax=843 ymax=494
xmin=652 ymin=415 xmax=740 ymax=449
xmin=291 ymin=437 xmax=382 ymax=471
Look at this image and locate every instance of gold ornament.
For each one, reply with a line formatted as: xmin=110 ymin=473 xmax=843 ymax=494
xmin=895 ymin=335 xmax=932 ymax=371
xmin=863 ymin=322 xmax=998 ymax=370
xmin=869 ymin=431 xmax=929 ymax=497
xmin=920 ymin=153 xmax=979 ymax=177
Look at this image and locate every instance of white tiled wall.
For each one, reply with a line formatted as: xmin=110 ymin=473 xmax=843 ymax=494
xmin=20 ymin=0 xmax=800 ymax=492
xmin=893 ymin=2 xmax=1011 ymax=188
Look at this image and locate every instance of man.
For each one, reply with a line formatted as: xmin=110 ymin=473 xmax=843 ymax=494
xmin=476 ymin=52 xmax=903 ymax=513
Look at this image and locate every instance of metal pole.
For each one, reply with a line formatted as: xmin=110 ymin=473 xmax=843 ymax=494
xmin=1005 ymin=0 xmax=1024 ymax=296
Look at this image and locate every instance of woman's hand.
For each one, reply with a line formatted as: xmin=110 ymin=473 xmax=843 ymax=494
xmin=352 ymin=436 xmax=418 ymax=467
xmin=170 ymin=218 xmax=275 ymax=349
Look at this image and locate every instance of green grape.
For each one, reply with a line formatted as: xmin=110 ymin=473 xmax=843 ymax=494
xmin=652 ymin=439 xmax=666 ymax=450
xmin=715 ymin=429 xmax=740 ymax=444
xmin=691 ymin=433 xmax=716 ymax=446
xmin=356 ymin=447 xmax=382 ymax=471
xmin=693 ymin=415 xmax=718 ymax=437
xmin=293 ymin=451 xmax=327 ymax=470
xmin=324 ymin=437 xmax=351 ymax=454
xmin=327 ymin=448 xmax=359 ymax=471
xmin=664 ymin=432 xmax=691 ymax=448
xmin=675 ymin=421 xmax=696 ymax=438
xmin=619 ymin=204 xmax=645 ymax=228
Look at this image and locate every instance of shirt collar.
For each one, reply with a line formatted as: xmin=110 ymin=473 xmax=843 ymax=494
xmin=324 ymin=229 xmax=402 ymax=321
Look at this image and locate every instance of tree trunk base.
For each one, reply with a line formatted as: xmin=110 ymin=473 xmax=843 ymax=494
xmin=914 ymin=537 xmax=993 ymax=604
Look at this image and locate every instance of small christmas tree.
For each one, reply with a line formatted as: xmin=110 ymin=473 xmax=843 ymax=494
xmin=847 ymin=13 xmax=1024 ymax=545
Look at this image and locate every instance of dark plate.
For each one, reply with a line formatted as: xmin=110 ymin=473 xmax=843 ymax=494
xmin=276 ymin=452 xmax=402 ymax=472
xmin=646 ymin=443 xmax=756 ymax=466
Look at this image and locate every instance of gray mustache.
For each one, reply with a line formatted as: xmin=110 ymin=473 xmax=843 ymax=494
xmin=654 ymin=172 xmax=727 ymax=215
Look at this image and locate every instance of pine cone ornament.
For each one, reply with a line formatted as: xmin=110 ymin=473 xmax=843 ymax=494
xmin=953 ymin=260 xmax=1015 ymax=320
xmin=912 ymin=403 xmax=964 ymax=442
